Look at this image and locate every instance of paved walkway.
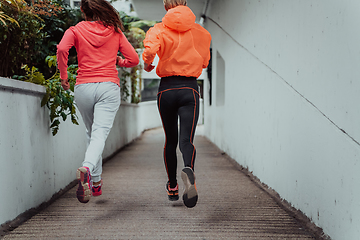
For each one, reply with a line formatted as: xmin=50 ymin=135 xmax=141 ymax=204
xmin=2 ymin=127 xmax=324 ymax=239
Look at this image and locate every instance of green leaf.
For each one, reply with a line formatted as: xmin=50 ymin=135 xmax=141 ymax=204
xmin=32 ymin=72 xmax=45 ymax=85
xmin=50 ymin=108 xmax=57 ymax=122
xmin=45 ymin=55 xmax=57 ymax=68
xmin=50 ymin=119 xmax=60 ymax=128
xmin=52 ymin=126 xmax=59 ymax=136
xmin=71 ymin=115 xmax=79 ymax=125
xmin=61 ymin=95 xmax=69 ymax=106
xmin=41 ymin=92 xmax=50 ymax=107
xmin=61 ymin=112 xmax=67 ymax=121
xmin=21 ymin=65 xmax=29 ymax=71
xmin=54 ymin=95 xmax=61 ymax=105
xmin=71 ymin=105 xmax=76 ymax=114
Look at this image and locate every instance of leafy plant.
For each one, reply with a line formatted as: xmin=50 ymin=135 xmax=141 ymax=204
xmin=0 ymin=0 xmax=81 ymax=78
xmin=119 ymin=11 xmax=155 ymax=103
xmin=0 ymin=0 xmax=46 ymax=77
xmin=130 ymin=65 xmax=141 ymax=104
xmin=0 ymin=10 xmax=19 ymax=26
xmin=129 ymin=20 xmax=157 ymax=33
xmin=15 ymin=55 xmax=79 ymax=135
xmin=35 ymin=2 xmax=82 ymax=78
xmin=119 ymin=68 xmax=130 ymax=102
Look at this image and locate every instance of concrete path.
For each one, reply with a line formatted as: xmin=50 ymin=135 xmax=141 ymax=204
xmin=2 ymin=127 xmax=324 ymax=239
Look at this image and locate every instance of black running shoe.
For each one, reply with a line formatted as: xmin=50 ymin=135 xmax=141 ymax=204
xmin=181 ymin=167 xmax=198 ymax=208
xmin=166 ymin=181 xmax=179 ymax=201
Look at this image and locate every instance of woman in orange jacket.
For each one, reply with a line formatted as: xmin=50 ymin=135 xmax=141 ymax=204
xmin=143 ymin=0 xmax=211 ymax=208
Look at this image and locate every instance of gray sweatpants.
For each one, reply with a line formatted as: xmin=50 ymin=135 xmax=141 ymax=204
xmin=74 ymin=82 xmax=121 ymax=182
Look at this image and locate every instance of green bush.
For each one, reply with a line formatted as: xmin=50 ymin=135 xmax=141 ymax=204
xmin=0 ymin=0 xmax=82 ymax=78
xmin=15 ymin=55 xmax=79 ymax=136
xmin=0 ymin=0 xmax=45 ymax=77
xmin=35 ymin=3 xmax=82 ymax=78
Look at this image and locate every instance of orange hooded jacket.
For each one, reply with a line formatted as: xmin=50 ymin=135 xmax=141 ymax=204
xmin=142 ymin=6 xmax=211 ymax=78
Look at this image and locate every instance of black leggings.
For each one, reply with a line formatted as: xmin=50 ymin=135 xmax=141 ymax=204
xmin=157 ymin=76 xmax=200 ymax=187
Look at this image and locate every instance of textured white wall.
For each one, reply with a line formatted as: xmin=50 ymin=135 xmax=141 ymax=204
xmin=0 ymin=78 xmax=162 ymax=226
xmin=204 ymin=1 xmax=360 ymax=239
xmin=0 ymin=78 xmax=87 ymax=225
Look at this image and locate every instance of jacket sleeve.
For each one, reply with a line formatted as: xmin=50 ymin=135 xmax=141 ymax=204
xmin=117 ymin=32 xmax=140 ymax=67
xmin=57 ymin=28 xmax=75 ymax=80
xmin=203 ymin=51 xmax=211 ymax=69
xmin=202 ymin=33 xmax=212 ymax=68
xmin=142 ymin=26 xmax=161 ymax=64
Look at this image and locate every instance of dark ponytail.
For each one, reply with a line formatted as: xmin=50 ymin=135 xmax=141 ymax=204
xmin=81 ymin=0 xmax=124 ymax=33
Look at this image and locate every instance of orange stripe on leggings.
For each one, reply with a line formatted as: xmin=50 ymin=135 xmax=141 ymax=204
xmin=158 ymin=92 xmax=170 ymax=181
xmin=190 ymin=89 xmax=197 ymax=169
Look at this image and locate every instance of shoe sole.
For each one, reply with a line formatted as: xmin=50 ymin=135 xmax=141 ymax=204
xmin=76 ymin=167 xmax=91 ymax=203
xmin=181 ymin=167 xmax=198 ymax=208
xmin=168 ymin=195 xmax=179 ymax=201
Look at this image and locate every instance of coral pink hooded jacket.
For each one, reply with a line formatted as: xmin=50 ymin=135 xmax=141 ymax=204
xmin=57 ymin=21 xmax=139 ymax=86
xmin=142 ymin=6 xmax=211 ymax=78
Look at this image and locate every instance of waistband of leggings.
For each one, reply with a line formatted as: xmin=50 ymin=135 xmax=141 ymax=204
xmin=159 ymin=76 xmax=198 ymax=91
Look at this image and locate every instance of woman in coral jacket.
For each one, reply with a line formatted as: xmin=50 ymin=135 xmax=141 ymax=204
xmin=57 ymin=0 xmax=139 ymax=203
xmin=143 ymin=0 xmax=211 ymax=208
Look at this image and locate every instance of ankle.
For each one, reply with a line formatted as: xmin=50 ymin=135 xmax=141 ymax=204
xmin=93 ymin=181 xmax=102 ymax=186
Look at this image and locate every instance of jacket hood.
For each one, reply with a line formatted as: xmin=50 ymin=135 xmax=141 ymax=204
xmin=74 ymin=21 xmax=116 ymax=47
xmin=162 ymin=6 xmax=196 ymax=32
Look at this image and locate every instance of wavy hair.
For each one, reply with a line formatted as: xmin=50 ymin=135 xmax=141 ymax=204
xmin=81 ymin=0 xmax=124 ymax=32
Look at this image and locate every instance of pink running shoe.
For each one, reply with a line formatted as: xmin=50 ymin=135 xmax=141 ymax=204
xmin=92 ymin=179 xmax=103 ymax=196
xmin=76 ymin=167 xmax=92 ymax=203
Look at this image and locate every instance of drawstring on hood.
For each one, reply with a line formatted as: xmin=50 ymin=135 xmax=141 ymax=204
xmin=162 ymin=6 xmax=196 ymax=32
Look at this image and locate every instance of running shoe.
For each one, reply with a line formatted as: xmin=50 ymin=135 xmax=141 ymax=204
xmin=166 ymin=181 xmax=179 ymax=201
xmin=76 ymin=166 xmax=92 ymax=203
xmin=92 ymin=179 xmax=103 ymax=197
xmin=181 ymin=167 xmax=198 ymax=208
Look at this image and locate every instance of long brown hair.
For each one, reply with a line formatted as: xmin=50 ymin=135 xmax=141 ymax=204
xmin=81 ymin=0 xmax=124 ymax=32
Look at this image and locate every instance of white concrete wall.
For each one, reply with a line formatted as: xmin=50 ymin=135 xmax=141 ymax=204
xmin=0 ymin=78 xmax=162 ymax=226
xmin=204 ymin=1 xmax=360 ymax=240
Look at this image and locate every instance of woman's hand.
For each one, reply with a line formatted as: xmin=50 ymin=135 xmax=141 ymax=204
xmin=61 ymin=79 xmax=70 ymax=91
xmin=116 ymin=55 xmax=123 ymax=66
xmin=144 ymin=62 xmax=155 ymax=72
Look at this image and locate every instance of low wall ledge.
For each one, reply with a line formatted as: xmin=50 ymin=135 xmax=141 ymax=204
xmin=0 ymin=77 xmax=46 ymax=95
xmin=121 ymin=101 xmax=140 ymax=107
